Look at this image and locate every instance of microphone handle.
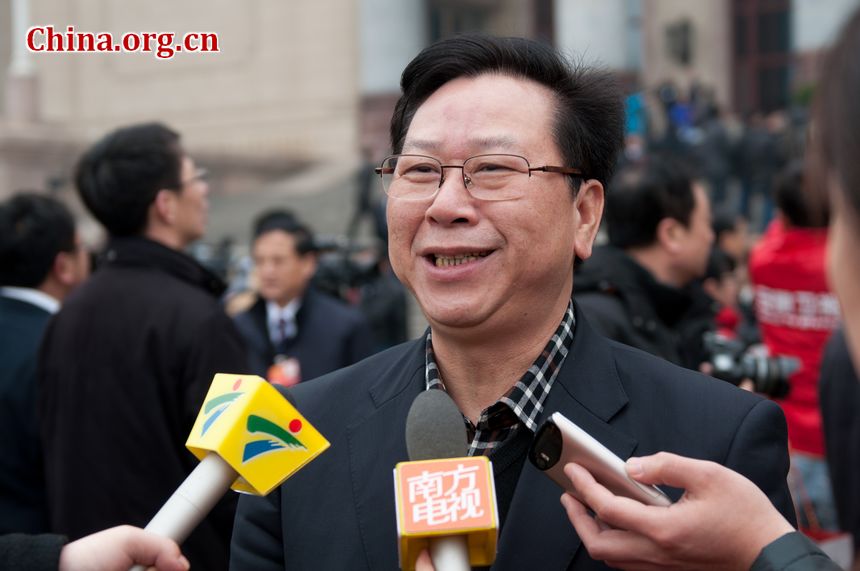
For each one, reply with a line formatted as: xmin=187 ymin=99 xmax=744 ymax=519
xmin=429 ymin=535 xmax=471 ymax=571
xmin=129 ymin=453 xmax=236 ymax=571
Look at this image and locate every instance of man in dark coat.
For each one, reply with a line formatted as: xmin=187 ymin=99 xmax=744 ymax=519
xmin=575 ymin=158 xmax=714 ymax=369
xmin=233 ymin=209 xmax=374 ymax=384
xmin=0 ymin=193 xmax=89 ymax=534
xmin=37 ymin=123 xmax=248 ymax=571
xmin=820 ymin=328 xmax=860 ymax=556
xmin=230 ymin=35 xmax=793 ymax=570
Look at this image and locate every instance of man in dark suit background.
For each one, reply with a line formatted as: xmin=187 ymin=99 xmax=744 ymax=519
xmin=0 ymin=193 xmax=90 ymax=534
xmin=37 ymin=123 xmax=248 ymax=571
xmin=233 ymin=209 xmax=374 ymax=384
xmin=230 ymin=35 xmax=795 ymax=570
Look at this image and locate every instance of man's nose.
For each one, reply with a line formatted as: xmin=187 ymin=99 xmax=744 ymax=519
xmin=425 ymin=167 xmax=477 ymax=225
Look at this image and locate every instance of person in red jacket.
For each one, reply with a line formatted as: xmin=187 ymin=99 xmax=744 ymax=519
xmin=748 ymin=160 xmax=841 ymax=537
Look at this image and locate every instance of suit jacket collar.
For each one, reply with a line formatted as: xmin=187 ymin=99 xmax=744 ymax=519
xmin=0 ymin=287 xmax=59 ymax=314
xmin=347 ymin=338 xmax=425 ymax=569
xmin=251 ymin=287 xmax=321 ymax=351
xmin=493 ymin=306 xmax=634 ymax=570
xmin=101 ymin=237 xmax=226 ymax=297
xmin=348 ymin=308 xmax=634 ymax=569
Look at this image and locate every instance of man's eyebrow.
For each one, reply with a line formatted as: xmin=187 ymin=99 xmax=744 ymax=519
xmin=401 ymin=139 xmax=440 ymax=153
xmin=470 ymin=136 xmax=518 ymax=150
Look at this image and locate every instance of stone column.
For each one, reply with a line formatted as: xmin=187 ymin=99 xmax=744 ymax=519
xmin=5 ymin=0 xmax=39 ymax=123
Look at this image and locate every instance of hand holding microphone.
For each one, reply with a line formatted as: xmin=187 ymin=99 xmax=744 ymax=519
xmin=395 ymin=390 xmax=499 ymax=571
xmin=131 ymin=374 xmax=329 ymax=571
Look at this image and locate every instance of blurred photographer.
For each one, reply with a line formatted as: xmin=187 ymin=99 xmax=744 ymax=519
xmin=575 ymin=156 xmax=714 ymax=368
xmin=748 ymin=160 xmax=841 ymax=538
xmin=688 ymin=247 xmax=798 ymax=398
xmin=313 ymin=238 xmax=408 ymax=351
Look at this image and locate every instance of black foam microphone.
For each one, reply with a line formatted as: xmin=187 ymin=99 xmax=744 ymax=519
xmin=406 ymin=389 xmax=468 ymax=460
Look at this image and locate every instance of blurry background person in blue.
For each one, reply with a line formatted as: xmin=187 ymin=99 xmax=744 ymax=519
xmin=0 ymin=193 xmax=89 ymax=535
xmin=232 ymin=208 xmax=375 ymax=385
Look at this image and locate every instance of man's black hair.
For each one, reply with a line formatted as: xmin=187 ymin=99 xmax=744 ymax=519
xmin=605 ymin=156 xmax=698 ymax=249
xmin=252 ymin=209 xmax=316 ymax=255
xmin=75 ymin=122 xmax=183 ymax=237
xmin=711 ymin=209 xmax=744 ymax=240
xmin=390 ymin=34 xmax=625 ymax=190
xmin=774 ymin=160 xmax=827 ymax=228
xmin=0 ymin=192 xmax=77 ymax=288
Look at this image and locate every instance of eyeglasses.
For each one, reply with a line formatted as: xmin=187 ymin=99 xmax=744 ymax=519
xmin=181 ymin=168 xmax=209 ymax=186
xmin=375 ymin=154 xmax=586 ymax=201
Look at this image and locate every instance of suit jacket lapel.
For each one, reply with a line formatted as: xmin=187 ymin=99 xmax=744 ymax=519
xmin=493 ymin=312 xmax=637 ymax=570
xmin=347 ymin=340 xmax=426 ymax=570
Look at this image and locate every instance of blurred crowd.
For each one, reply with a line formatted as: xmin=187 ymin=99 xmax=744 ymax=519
xmin=574 ymin=78 xmax=855 ymax=562
xmin=0 ymin=60 xmax=858 ymax=571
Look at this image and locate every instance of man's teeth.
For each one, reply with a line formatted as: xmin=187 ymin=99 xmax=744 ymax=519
xmin=434 ymin=252 xmax=488 ymax=267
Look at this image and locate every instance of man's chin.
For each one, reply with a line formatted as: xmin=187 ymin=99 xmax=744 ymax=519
xmin=423 ymin=307 xmax=490 ymax=332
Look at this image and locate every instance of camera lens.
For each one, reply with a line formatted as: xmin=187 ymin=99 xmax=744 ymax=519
xmin=529 ymin=421 xmax=562 ymax=471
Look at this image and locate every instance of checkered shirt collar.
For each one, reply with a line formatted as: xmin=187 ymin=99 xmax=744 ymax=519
xmin=425 ymin=300 xmax=575 ymax=456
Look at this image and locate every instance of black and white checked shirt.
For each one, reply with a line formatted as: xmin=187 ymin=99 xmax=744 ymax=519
xmin=425 ymin=301 xmax=575 ymax=456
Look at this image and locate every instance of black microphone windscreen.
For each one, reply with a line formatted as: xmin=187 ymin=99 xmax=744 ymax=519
xmin=405 ymin=390 xmax=468 ymax=461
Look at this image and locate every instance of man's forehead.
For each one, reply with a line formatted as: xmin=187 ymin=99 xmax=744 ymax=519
xmin=254 ymin=229 xmax=299 ymax=249
xmin=402 ymin=135 xmax=519 ymax=154
xmin=400 ymin=74 xmax=557 ymax=156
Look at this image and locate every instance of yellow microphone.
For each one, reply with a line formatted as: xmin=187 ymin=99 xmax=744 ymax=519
xmin=394 ymin=390 xmax=498 ymax=571
xmin=131 ymin=374 xmax=329 ymax=569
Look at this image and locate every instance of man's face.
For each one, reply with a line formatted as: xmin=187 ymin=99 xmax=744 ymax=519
xmin=253 ymin=230 xmax=316 ymax=307
xmin=718 ymin=218 xmax=749 ymax=262
xmin=174 ymin=156 xmax=209 ymax=246
xmin=387 ymin=74 xmax=595 ymax=335
xmin=674 ymin=183 xmax=714 ymax=284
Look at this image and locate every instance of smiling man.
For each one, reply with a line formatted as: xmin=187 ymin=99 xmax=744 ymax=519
xmin=231 ymin=36 xmax=794 ymax=570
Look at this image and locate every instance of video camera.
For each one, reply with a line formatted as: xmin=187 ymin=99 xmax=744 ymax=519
xmin=703 ymin=332 xmax=800 ymax=398
xmin=311 ymin=236 xmax=381 ymax=302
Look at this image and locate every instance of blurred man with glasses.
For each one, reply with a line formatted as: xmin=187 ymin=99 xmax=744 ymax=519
xmin=232 ymin=36 xmax=793 ymax=570
xmin=38 ymin=123 xmax=247 ymax=571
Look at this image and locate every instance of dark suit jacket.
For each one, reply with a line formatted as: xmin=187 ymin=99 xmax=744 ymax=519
xmin=819 ymin=328 xmax=860 ymax=549
xmin=231 ymin=308 xmax=795 ymax=570
xmin=233 ymin=288 xmax=375 ymax=382
xmin=38 ymin=237 xmax=248 ymax=571
xmin=0 ymin=296 xmax=51 ymax=533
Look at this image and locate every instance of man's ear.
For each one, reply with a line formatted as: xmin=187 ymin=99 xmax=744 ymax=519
xmin=151 ymin=189 xmax=177 ymax=226
xmin=51 ymin=250 xmax=80 ymax=287
xmin=300 ymin=253 xmax=319 ymax=283
xmin=572 ymin=180 xmax=604 ymax=260
xmin=656 ymin=217 xmax=684 ymax=254
xmin=52 ymin=252 xmax=72 ymax=286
